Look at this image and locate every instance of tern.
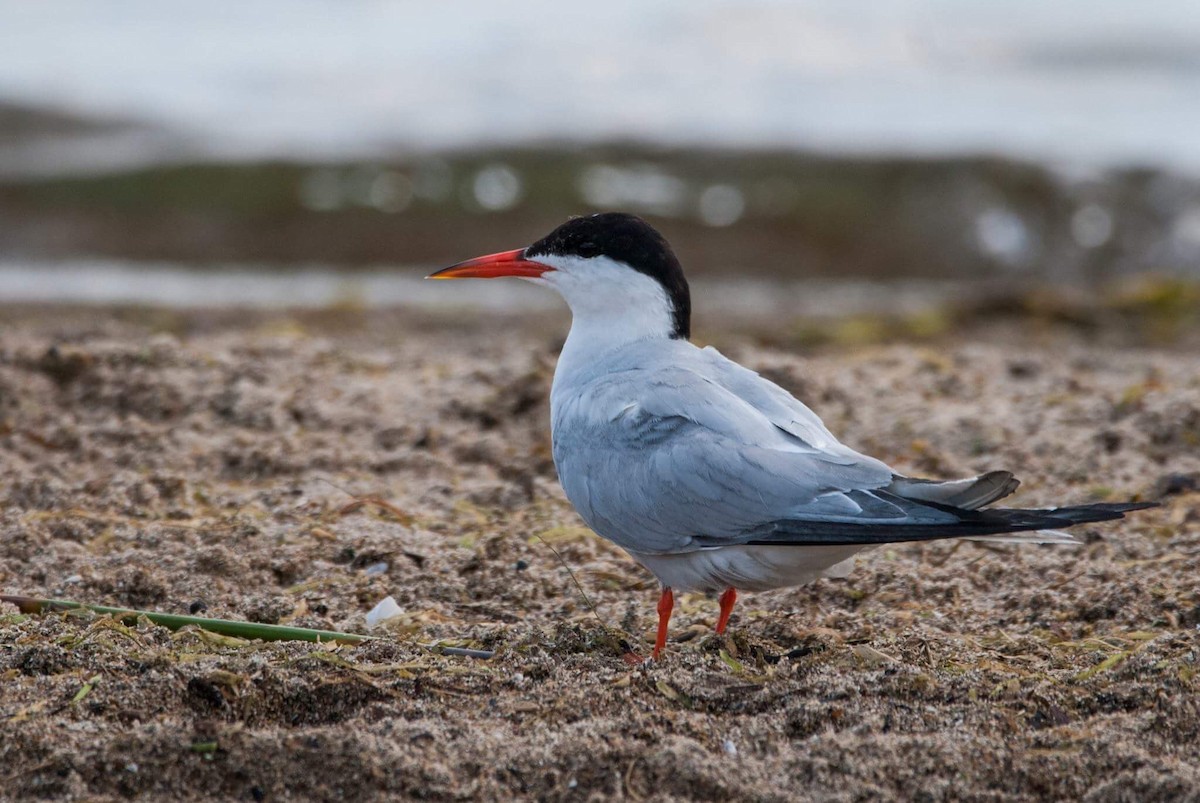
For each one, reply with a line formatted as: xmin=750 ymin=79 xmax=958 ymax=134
xmin=431 ymin=213 xmax=1154 ymax=659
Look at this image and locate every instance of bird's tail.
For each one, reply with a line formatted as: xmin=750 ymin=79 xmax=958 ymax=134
xmin=885 ymin=472 xmax=1149 ymax=545
xmin=967 ymin=528 xmax=1079 ymax=545
xmin=744 ymin=500 xmax=1156 ymax=547
xmin=889 ymin=470 xmax=1020 ymax=510
xmin=960 ymin=501 xmax=1156 ymax=545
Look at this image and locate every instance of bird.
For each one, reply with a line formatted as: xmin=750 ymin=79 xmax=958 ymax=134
xmin=430 ymin=212 xmax=1155 ymax=660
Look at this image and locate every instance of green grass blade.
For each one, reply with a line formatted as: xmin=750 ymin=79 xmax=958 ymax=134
xmin=0 ymin=596 xmax=375 ymax=645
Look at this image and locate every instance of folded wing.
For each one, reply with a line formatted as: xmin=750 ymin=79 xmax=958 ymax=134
xmin=552 ymin=348 xmax=1152 ymax=557
xmin=553 ymin=363 xmax=895 ymax=554
xmin=736 ymin=494 xmax=1154 ymax=547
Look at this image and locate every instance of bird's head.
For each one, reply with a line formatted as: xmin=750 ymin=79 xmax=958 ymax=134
xmin=430 ymin=213 xmax=691 ymax=340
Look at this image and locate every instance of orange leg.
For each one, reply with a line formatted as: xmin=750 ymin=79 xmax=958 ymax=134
xmin=652 ymin=586 xmax=674 ymax=660
xmin=716 ymin=587 xmax=738 ymax=635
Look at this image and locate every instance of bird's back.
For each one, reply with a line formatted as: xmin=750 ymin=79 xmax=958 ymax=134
xmin=549 ymin=338 xmax=893 ymax=555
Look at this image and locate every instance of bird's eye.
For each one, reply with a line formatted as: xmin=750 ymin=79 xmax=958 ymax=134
xmin=577 ymin=241 xmax=599 ymax=258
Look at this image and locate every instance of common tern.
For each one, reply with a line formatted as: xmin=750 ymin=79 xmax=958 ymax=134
xmin=432 ymin=213 xmax=1154 ymax=659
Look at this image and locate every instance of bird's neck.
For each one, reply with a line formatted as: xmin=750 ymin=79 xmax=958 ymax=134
xmin=559 ymin=313 xmax=662 ymax=366
xmin=554 ymin=297 xmax=678 ymax=389
xmin=543 ymin=262 xmax=688 ymax=391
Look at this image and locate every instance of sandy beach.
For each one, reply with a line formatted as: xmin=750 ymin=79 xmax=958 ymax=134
xmin=1 ymin=301 xmax=1197 ymax=800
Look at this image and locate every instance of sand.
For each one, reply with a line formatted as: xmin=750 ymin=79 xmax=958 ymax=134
xmin=1 ymin=304 xmax=1198 ymax=801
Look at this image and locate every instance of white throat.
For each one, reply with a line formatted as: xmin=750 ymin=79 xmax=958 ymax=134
xmin=530 ymin=254 xmax=679 ymax=379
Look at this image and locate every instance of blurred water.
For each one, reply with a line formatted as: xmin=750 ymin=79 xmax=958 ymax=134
xmin=0 ymin=260 xmax=991 ymax=320
xmin=0 ymin=262 xmax=555 ymax=311
xmin=2 ymin=1 xmax=1199 ymax=172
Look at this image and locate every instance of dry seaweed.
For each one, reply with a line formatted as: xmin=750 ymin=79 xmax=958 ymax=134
xmin=0 ymin=303 xmax=1197 ymax=800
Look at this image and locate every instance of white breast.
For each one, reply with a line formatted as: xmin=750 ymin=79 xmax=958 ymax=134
xmin=629 ymin=544 xmax=865 ymax=593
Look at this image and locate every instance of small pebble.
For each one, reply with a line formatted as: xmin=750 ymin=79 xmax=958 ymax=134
xmin=64 ymin=574 xmax=82 ymax=584
xmin=363 ymin=561 xmax=389 ymax=576
xmin=189 ymin=600 xmax=208 ymax=615
xmin=723 ymin=739 xmax=738 ymax=756
xmin=366 ymin=596 xmax=403 ymax=627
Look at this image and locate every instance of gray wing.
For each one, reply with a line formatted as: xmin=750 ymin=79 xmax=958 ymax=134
xmin=699 ymin=346 xmax=1025 ymax=510
xmin=552 ymin=347 xmax=1151 ymax=556
xmin=551 ymin=364 xmax=896 ymax=555
xmin=698 ymin=345 xmax=848 ymax=452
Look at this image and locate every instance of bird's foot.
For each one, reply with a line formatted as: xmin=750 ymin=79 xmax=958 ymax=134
xmin=715 ymin=587 xmax=738 ymax=635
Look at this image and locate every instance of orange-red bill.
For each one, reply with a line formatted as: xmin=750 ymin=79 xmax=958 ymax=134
xmin=427 ymin=248 xmax=553 ymax=279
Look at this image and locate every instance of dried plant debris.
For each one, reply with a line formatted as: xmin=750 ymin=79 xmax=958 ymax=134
xmin=0 ymin=304 xmax=1198 ymax=801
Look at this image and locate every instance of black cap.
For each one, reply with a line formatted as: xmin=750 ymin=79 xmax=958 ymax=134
xmin=525 ymin=213 xmax=691 ymax=339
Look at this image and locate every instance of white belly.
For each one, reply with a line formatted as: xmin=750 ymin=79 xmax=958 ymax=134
xmin=630 ymin=544 xmax=865 ymax=593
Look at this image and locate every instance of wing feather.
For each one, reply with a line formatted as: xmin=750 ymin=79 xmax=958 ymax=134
xmin=552 ymin=361 xmax=894 ymax=555
xmin=550 ymin=340 xmax=1151 ymax=558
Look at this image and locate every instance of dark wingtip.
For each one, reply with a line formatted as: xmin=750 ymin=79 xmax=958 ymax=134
xmin=1045 ymin=500 xmax=1159 ymax=525
xmin=1059 ymin=500 xmax=1159 ymax=513
xmin=740 ymin=498 xmax=1158 ymax=548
